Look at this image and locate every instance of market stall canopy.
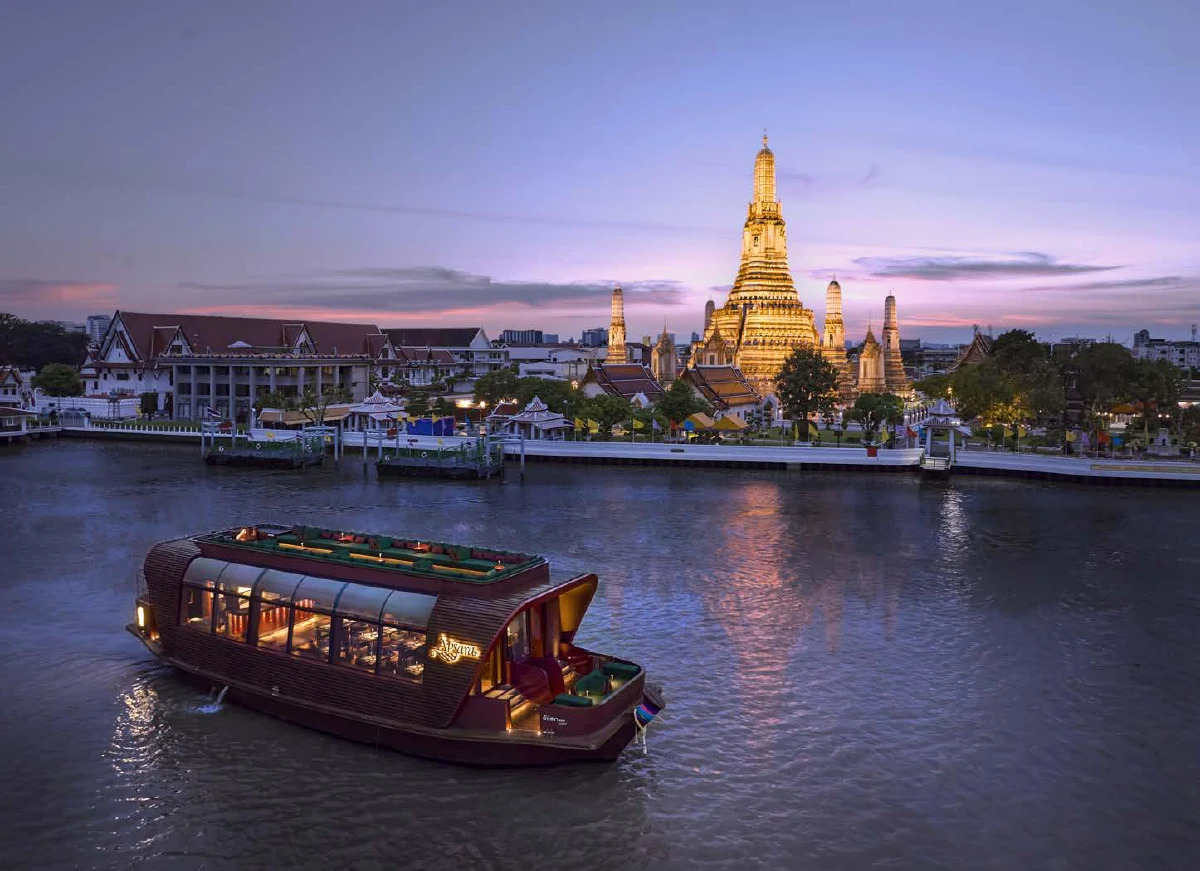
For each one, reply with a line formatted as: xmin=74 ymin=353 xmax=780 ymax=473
xmin=712 ymin=415 xmax=747 ymax=431
xmin=684 ymin=412 xmax=716 ymax=430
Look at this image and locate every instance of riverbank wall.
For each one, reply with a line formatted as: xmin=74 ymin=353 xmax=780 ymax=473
xmin=56 ymin=426 xmax=1200 ymax=486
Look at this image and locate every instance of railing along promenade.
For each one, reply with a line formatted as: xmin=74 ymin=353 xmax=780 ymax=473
xmin=51 ymin=422 xmax=1200 ymax=485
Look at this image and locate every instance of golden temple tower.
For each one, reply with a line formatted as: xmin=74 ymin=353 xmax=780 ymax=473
xmin=821 ymin=279 xmax=855 ymax=401
xmin=693 ymin=135 xmax=819 ymax=396
xmin=882 ymin=294 xmax=910 ymax=394
xmin=607 ymin=286 xmax=627 ymax=364
xmin=857 ymin=325 xmax=886 ymax=393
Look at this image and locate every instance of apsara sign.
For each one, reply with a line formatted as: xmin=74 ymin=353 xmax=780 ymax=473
xmin=428 ymin=633 xmax=481 ymax=665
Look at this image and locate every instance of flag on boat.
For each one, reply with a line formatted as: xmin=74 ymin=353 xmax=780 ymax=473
xmin=634 ymin=695 xmax=662 ymax=729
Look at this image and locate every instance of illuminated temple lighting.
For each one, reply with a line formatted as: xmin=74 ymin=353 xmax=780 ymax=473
xmin=692 ymin=134 xmax=820 ymax=398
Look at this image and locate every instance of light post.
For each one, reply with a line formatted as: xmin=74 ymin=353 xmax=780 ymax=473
xmin=478 ymin=400 xmax=488 ymax=434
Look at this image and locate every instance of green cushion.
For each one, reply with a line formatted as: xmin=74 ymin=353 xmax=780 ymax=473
xmin=603 ymin=661 xmax=640 ymax=680
xmin=552 ymin=693 xmax=593 ymax=707
xmin=575 ymin=671 xmax=606 ymax=695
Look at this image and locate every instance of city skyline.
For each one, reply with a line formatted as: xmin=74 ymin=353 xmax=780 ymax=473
xmin=1 ymin=2 xmax=1197 ymax=343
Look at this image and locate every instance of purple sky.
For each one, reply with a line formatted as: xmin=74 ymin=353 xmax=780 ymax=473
xmin=1 ymin=1 xmax=1197 ymax=344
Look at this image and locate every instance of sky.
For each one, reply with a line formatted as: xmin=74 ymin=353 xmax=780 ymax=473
xmin=1 ymin=0 xmax=1198 ymax=345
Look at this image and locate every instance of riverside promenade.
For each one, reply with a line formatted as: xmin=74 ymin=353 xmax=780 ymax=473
xmin=53 ymin=423 xmax=1200 ymax=486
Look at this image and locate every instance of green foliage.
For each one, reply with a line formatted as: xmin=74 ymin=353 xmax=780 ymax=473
xmin=31 ymin=362 xmax=83 ymax=396
xmin=432 ymin=396 xmax=453 ymax=417
xmin=0 ymin=314 xmax=90 ymax=370
xmin=774 ymin=347 xmax=838 ymax=426
xmin=139 ymin=391 xmax=158 ymax=416
xmin=254 ymin=390 xmax=289 ymax=412
xmin=582 ymin=393 xmax=632 ymax=438
xmin=653 ymin=377 xmax=711 ymax=425
xmin=845 ymin=393 xmax=904 ymax=443
xmin=1182 ymin=405 xmax=1200 ymax=446
xmin=514 ymin=377 xmax=583 ymax=415
xmin=406 ymin=391 xmax=431 ymax=418
xmin=1126 ymin=358 xmax=1182 ymax=443
xmin=913 ymin=373 xmax=952 ymax=400
xmin=988 ymin=329 xmax=1048 ymax=376
xmin=473 ymin=368 xmax=519 ymax=408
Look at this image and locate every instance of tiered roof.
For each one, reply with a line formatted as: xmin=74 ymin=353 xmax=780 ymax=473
xmin=582 ymin=363 xmax=665 ymax=403
xmin=681 ymin=365 xmax=761 ymax=411
xmin=949 ymin=329 xmax=993 ymax=372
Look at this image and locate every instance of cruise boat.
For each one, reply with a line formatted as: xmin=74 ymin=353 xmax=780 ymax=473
xmin=128 ymin=524 xmax=662 ymax=766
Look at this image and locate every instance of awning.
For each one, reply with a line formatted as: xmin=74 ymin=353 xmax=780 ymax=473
xmin=685 ymin=412 xmax=716 ymax=430
xmin=712 ymin=415 xmax=747 ymax=431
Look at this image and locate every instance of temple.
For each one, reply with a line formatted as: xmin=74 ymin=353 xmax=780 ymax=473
xmin=692 ymin=135 xmax=819 ymax=397
xmin=650 ymin=327 xmax=678 ymax=386
xmin=821 ymin=279 xmax=855 ymax=400
xmin=882 ymin=294 xmax=909 ymax=393
xmin=857 ymin=325 xmax=886 ymax=393
xmin=607 ymin=287 xmax=627 ymax=364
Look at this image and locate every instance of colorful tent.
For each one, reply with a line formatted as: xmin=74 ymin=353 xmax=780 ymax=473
xmin=712 ymin=415 xmax=747 ymax=431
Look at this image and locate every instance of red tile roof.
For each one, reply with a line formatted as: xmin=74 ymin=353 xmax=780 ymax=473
xmin=113 ymin=311 xmax=384 ymax=360
xmin=583 ymin=363 xmax=665 ymax=402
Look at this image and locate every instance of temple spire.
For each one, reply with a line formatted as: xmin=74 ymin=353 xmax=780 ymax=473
xmin=607 ymin=286 xmax=627 ymax=364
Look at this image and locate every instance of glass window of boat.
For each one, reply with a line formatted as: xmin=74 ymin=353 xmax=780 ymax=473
xmin=179 ymin=558 xmax=224 ymax=631
xmin=289 ymin=576 xmax=345 ymax=662
xmin=252 ymin=569 xmax=304 ymax=651
xmin=213 ymin=563 xmax=263 ymax=642
xmin=333 ymin=582 xmax=391 ymax=673
xmin=506 ymin=611 xmax=530 ymax=662
xmin=378 ymin=589 xmax=436 ymax=682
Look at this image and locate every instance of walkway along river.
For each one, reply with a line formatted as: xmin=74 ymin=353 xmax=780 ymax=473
xmin=2 ymin=439 xmax=1199 ymax=870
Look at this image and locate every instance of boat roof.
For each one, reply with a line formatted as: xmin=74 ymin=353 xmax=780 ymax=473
xmin=195 ymin=524 xmax=545 ymax=591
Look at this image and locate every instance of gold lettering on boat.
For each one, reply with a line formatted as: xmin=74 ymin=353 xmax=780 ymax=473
xmin=428 ymin=633 xmax=481 ymax=664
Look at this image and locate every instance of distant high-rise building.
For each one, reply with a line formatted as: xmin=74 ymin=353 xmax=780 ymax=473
xmin=501 ymin=329 xmax=544 ymax=345
xmin=50 ymin=320 xmax=86 ymax=334
xmin=543 ymin=333 xmax=559 ymax=344
xmin=581 ymin=328 xmax=606 ymax=348
xmin=691 ymin=331 xmax=701 ymax=343
xmin=86 ymin=314 xmax=112 ymax=346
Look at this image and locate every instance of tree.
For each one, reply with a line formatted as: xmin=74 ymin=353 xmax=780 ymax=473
xmin=432 ymin=396 xmax=453 ymax=417
xmin=405 ymin=391 xmax=431 ymax=418
xmin=473 ymin=368 xmax=519 ymax=408
xmin=514 ymin=376 xmax=582 ymax=415
xmin=774 ymin=347 xmax=838 ymax=433
xmin=254 ymin=390 xmax=290 ymax=412
xmin=989 ymin=329 xmax=1049 ymax=377
xmin=140 ymin=391 xmax=159 ymax=417
xmin=31 ymin=362 xmax=83 ymax=396
xmin=845 ymin=393 xmax=904 ymax=444
xmin=1127 ymin=358 xmax=1181 ymax=445
xmin=913 ymin=373 xmax=952 ymax=400
xmin=654 ymin=377 xmax=711 ymax=428
xmin=583 ymin=393 xmax=632 ymax=438
xmin=0 ymin=314 xmax=90 ymax=370
xmin=297 ymin=384 xmax=352 ymax=426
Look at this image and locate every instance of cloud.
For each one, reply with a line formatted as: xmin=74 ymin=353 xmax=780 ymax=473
xmin=853 ymin=252 xmax=1119 ymax=281
xmin=177 ymin=266 xmax=691 ymax=317
xmin=777 ymin=164 xmax=882 ymax=197
xmin=0 ymin=279 xmax=117 ymax=307
xmin=1018 ymin=275 xmax=1189 ymax=293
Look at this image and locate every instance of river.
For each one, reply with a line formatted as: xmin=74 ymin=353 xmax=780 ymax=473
xmin=2 ymin=439 xmax=1198 ymax=870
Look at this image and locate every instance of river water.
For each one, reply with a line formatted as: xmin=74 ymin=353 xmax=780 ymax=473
xmin=1 ymin=439 xmax=1198 ymax=870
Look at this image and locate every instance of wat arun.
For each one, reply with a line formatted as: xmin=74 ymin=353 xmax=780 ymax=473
xmin=692 ymin=135 xmax=820 ymax=397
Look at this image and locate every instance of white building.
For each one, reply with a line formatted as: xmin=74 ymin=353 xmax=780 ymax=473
xmin=1132 ymin=329 xmax=1200 ymax=371
xmin=80 ymin=311 xmax=395 ymax=421
xmin=382 ymin=328 xmax=505 ymax=376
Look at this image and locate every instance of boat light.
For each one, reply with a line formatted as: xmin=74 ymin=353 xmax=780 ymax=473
xmin=136 ymin=605 xmax=145 ymax=629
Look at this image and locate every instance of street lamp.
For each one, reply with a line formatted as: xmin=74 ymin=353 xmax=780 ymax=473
xmin=478 ymin=400 xmax=488 ymax=434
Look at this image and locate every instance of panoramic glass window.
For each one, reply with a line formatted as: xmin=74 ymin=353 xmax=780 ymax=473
xmin=289 ymin=576 xmax=345 ymax=662
xmin=252 ymin=568 xmax=304 ymax=651
xmin=334 ymin=583 xmax=391 ymax=673
xmin=378 ymin=589 xmax=436 ymax=681
xmin=179 ymin=579 xmax=214 ymax=630
xmin=213 ymin=563 xmax=262 ymax=641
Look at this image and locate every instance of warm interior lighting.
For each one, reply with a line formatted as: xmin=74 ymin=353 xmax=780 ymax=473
xmin=494 ymin=561 xmax=505 ymax=572
xmin=279 ymin=542 xmax=333 ymax=555
xmin=136 ymin=605 xmax=145 ymax=629
xmin=428 ymin=633 xmax=481 ymax=664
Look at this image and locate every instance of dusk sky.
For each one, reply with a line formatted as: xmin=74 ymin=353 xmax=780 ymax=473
xmin=1 ymin=1 xmax=1197 ymax=344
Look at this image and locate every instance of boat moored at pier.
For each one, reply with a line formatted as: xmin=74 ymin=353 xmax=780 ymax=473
xmin=129 ymin=523 xmax=662 ymax=766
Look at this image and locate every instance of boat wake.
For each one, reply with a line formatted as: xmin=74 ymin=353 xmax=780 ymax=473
xmin=195 ymin=685 xmax=229 ymax=714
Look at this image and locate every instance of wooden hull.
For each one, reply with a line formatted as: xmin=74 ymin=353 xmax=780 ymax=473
xmin=131 ymin=627 xmax=638 ymax=766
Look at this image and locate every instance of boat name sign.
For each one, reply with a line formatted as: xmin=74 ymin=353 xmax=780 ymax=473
xmin=428 ymin=633 xmax=481 ymax=664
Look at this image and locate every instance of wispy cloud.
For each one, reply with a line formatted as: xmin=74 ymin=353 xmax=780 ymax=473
xmin=1018 ymin=275 xmax=1190 ymax=293
xmin=0 ymin=278 xmax=117 ymax=308
xmin=777 ymin=164 xmax=883 ymax=198
xmin=178 ymin=266 xmax=690 ymax=319
xmin=853 ymin=252 xmax=1119 ymax=281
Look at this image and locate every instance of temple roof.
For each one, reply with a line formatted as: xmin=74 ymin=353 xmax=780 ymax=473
xmin=682 ymin=365 xmax=761 ymax=410
xmin=949 ymin=330 xmax=993 ymax=372
xmin=581 ymin=363 xmax=665 ymax=402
